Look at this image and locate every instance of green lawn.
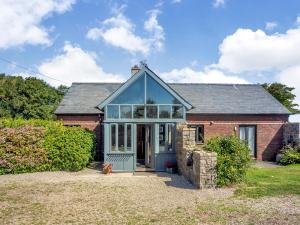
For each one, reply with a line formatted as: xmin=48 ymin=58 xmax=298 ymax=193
xmin=235 ymin=164 xmax=300 ymax=198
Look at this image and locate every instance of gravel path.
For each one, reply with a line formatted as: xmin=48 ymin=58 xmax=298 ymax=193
xmin=0 ymin=169 xmax=299 ymax=225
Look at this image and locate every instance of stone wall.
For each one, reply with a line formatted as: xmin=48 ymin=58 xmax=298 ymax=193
xmin=176 ymin=124 xmax=217 ymax=189
xmin=283 ymin=123 xmax=300 ymax=146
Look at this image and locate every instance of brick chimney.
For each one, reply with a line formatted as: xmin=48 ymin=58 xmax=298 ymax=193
xmin=131 ymin=65 xmax=140 ymax=75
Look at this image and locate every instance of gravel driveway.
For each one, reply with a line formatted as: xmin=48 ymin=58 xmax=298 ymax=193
xmin=0 ymin=169 xmax=299 ymax=225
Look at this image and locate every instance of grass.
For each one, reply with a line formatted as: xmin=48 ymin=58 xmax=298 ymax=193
xmin=235 ymin=164 xmax=300 ymax=198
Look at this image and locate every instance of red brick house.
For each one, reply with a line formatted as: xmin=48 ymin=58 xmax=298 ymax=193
xmin=55 ymin=64 xmax=290 ymax=172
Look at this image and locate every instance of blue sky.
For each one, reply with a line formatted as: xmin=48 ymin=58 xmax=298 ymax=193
xmin=1 ymin=0 xmax=300 ymax=120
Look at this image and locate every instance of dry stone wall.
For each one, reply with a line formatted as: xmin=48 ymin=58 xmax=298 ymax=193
xmin=283 ymin=123 xmax=300 ymax=146
xmin=176 ymin=124 xmax=217 ymax=189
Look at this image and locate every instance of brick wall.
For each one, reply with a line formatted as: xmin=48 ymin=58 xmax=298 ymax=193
xmin=56 ymin=114 xmax=103 ymax=161
xmin=187 ymin=114 xmax=289 ymax=161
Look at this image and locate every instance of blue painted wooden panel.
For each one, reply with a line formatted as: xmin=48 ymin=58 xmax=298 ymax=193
xmin=155 ymin=152 xmax=176 ymax=171
xmin=106 ymin=153 xmax=135 ymax=172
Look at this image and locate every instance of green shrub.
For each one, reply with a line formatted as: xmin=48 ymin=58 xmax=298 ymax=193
xmin=44 ymin=126 xmax=95 ymax=171
xmin=205 ymin=136 xmax=251 ymax=186
xmin=0 ymin=118 xmax=95 ymax=174
xmin=280 ymin=146 xmax=300 ymax=165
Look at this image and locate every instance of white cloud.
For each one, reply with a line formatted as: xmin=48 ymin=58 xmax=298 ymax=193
xmin=160 ymin=67 xmax=248 ymax=84
xmin=38 ymin=43 xmax=124 ymax=87
xmin=215 ymin=16 xmax=300 ymax=118
xmin=274 ymin=65 xmax=300 ymax=121
xmin=144 ymin=10 xmax=165 ymax=51
xmin=265 ymin=21 xmax=278 ymax=31
xmin=86 ymin=13 xmax=149 ymax=54
xmin=217 ymin=27 xmax=300 ymax=73
xmin=86 ymin=8 xmax=165 ymax=55
xmin=213 ymin=0 xmax=225 ymax=8
xmin=0 ymin=0 xmax=75 ymax=49
xmin=277 ymin=65 xmax=300 ymax=113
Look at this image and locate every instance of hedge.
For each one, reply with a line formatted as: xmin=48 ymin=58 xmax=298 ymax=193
xmin=205 ymin=136 xmax=251 ymax=186
xmin=0 ymin=118 xmax=95 ymax=174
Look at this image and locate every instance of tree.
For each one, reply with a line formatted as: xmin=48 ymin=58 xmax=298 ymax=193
xmin=57 ymin=85 xmax=69 ymax=94
xmin=262 ymin=82 xmax=299 ymax=113
xmin=0 ymin=74 xmax=67 ymax=119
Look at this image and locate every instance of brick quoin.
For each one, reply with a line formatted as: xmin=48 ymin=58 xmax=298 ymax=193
xmin=57 ymin=114 xmax=289 ymax=161
xmin=186 ymin=114 xmax=289 ymax=161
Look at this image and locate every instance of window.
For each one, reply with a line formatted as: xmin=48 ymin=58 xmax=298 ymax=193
xmin=146 ymin=105 xmax=158 ymax=118
xmin=104 ymin=72 xmax=187 ymax=121
xmin=159 ymin=124 xmax=175 ymax=152
xmin=159 ymin=124 xmax=166 ymax=151
xmin=120 ymin=105 xmax=132 ymax=118
xmin=146 ymin=75 xmax=181 ymax=104
xmin=107 ymin=105 xmax=119 ymax=119
xmin=167 ymin=124 xmax=174 ymax=151
xmin=159 ymin=105 xmax=171 ymax=118
xmin=133 ymin=105 xmax=145 ymax=118
xmin=127 ymin=124 xmax=132 ymax=151
xmin=172 ymin=105 xmax=183 ymax=118
xmin=240 ymin=126 xmax=256 ymax=157
xmin=118 ymin=124 xmax=125 ymax=152
xmin=188 ymin=125 xmax=204 ymax=144
xmin=111 ymin=74 xmax=145 ymax=104
xmin=110 ymin=123 xmax=133 ymax=152
xmin=111 ymin=124 xmax=116 ymax=151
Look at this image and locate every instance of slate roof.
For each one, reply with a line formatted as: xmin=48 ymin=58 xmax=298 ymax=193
xmin=55 ymin=82 xmax=291 ymax=115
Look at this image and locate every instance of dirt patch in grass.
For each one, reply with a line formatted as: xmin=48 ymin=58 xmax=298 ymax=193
xmin=0 ymin=169 xmax=299 ymax=225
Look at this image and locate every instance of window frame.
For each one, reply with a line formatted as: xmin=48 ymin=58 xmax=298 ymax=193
xmin=103 ymin=72 xmax=186 ymax=122
xmin=188 ymin=124 xmax=205 ymax=144
xmin=107 ymin=105 xmax=119 ymax=119
xmin=159 ymin=123 xmax=175 ymax=153
xmin=109 ymin=123 xmax=134 ymax=153
xmin=239 ymin=125 xmax=257 ymax=157
xmin=120 ymin=105 xmax=132 ymax=119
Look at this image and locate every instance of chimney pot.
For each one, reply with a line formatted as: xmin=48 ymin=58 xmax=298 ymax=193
xmin=131 ymin=65 xmax=140 ymax=75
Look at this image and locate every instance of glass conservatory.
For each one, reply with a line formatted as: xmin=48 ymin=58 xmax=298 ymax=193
xmin=98 ymin=66 xmax=192 ymax=172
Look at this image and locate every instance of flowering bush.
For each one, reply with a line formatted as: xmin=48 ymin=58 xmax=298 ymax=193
xmin=0 ymin=119 xmax=95 ymax=174
xmin=0 ymin=126 xmax=49 ymax=174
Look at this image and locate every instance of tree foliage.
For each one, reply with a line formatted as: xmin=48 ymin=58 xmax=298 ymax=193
xmin=262 ymin=82 xmax=299 ymax=113
xmin=0 ymin=74 xmax=67 ymax=119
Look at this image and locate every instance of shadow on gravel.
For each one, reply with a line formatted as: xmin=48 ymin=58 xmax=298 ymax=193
xmin=156 ymin=172 xmax=197 ymax=190
xmin=87 ymin=161 xmax=103 ymax=171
